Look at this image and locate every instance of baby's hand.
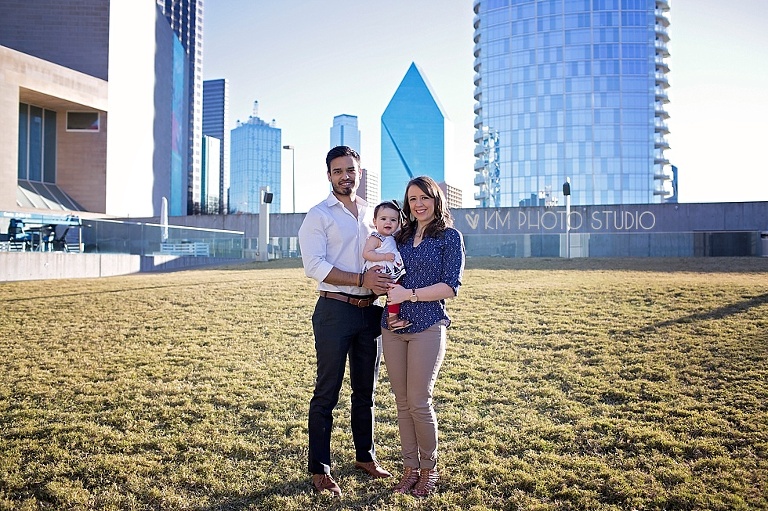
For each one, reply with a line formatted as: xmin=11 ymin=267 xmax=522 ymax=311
xmin=386 ymin=253 xmax=396 ymax=262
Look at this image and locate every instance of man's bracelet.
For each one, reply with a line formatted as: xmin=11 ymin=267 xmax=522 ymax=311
xmin=358 ymin=271 xmax=364 ymax=287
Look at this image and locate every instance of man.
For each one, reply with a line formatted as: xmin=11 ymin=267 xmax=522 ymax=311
xmin=298 ymin=146 xmax=393 ymax=497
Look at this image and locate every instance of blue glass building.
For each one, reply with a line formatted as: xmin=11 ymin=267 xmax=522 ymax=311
xmin=330 ymin=114 xmax=379 ymax=205
xmin=156 ymin=0 xmax=204 ymax=215
xmin=203 ymin=78 xmax=230 ymax=213
xmin=330 ymin=114 xmax=361 ymax=153
xmin=381 ymin=62 xmax=450 ymax=203
xmin=229 ymin=102 xmax=282 ymax=214
xmin=472 ymin=0 xmax=672 ymax=207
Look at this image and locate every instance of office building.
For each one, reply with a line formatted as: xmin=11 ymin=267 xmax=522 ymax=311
xmin=203 ymin=78 xmax=230 ymax=213
xmin=381 ymin=62 xmax=454 ymax=203
xmin=156 ymin=0 xmax=204 ymax=215
xmin=358 ymin=168 xmax=380 ymax=207
xmin=329 ymin=114 xmax=378 ymax=205
xmin=472 ymin=0 xmax=672 ymax=207
xmin=201 ymin=135 xmax=221 ymax=214
xmin=229 ymin=102 xmax=282 ymax=214
xmin=0 ymin=1 xmax=188 ymax=217
xmin=330 ymin=114 xmax=361 ymax=153
xmin=439 ymin=182 xmax=463 ymax=211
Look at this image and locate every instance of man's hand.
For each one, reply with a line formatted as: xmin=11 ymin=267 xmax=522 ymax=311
xmin=362 ymin=266 xmax=392 ymax=296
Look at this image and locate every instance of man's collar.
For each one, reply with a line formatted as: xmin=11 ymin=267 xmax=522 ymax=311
xmin=325 ymin=192 xmax=368 ymax=208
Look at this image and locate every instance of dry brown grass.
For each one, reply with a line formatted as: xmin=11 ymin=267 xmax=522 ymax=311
xmin=1 ymin=257 xmax=767 ymax=510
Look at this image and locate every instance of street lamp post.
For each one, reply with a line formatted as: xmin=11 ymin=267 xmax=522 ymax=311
xmin=282 ymin=145 xmax=295 ymax=213
xmin=563 ymin=177 xmax=571 ymax=259
xmin=258 ymin=186 xmax=271 ymax=262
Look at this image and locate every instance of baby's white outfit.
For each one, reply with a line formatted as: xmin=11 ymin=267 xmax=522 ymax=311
xmin=363 ymin=232 xmax=406 ymax=281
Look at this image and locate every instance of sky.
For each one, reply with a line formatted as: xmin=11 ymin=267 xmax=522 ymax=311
xmin=203 ymin=0 xmax=768 ymax=213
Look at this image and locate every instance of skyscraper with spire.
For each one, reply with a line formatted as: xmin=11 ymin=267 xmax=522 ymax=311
xmin=229 ymin=101 xmax=282 ymax=214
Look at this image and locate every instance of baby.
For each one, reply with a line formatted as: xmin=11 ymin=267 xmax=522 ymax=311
xmin=363 ymin=201 xmax=409 ymax=330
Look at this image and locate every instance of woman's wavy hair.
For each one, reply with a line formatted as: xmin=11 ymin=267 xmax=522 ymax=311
xmin=395 ymin=175 xmax=453 ymax=244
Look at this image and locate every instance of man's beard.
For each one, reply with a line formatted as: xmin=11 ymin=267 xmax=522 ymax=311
xmin=332 ymin=181 xmax=354 ymax=196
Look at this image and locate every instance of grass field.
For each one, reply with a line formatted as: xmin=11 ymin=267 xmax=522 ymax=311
xmin=1 ymin=257 xmax=767 ymax=510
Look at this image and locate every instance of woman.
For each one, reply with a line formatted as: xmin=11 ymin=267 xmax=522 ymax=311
xmin=382 ymin=175 xmax=465 ymax=497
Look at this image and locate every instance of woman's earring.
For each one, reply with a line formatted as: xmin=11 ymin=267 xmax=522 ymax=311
xmin=409 ymin=213 xmax=415 ymax=221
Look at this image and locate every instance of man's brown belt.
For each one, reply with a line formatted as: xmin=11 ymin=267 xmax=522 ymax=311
xmin=320 ymin=291 xmax=376 ymax=308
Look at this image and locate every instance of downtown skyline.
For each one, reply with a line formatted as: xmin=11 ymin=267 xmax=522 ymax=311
xmin=203 ymin=0 xmax=767 ymax=212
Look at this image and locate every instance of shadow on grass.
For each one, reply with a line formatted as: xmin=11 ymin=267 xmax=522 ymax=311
xmin=465 ymin=256 xmax=768 ymax=273
xmin=639 ymin=292 xmax=768 ymax=332
xmin=212 ymin=259 xmax=304 ymax=271
xmin=191 ymin=472 xmax=394 ymax=511
xmin=217 ymin=256 xmax=768 ymax=274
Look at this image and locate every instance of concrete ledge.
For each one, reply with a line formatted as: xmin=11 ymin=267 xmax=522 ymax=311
xmin=0 ymin=253 xmax=242 ymax=282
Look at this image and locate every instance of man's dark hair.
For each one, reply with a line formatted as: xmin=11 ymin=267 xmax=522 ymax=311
xmin=326 ymin=146 xmax=361 ymax=173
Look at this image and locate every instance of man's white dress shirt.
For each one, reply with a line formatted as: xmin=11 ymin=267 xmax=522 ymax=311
xmin=298 ymin=192 xmax=374 ymax=296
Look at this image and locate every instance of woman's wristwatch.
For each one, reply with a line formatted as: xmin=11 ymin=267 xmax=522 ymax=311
xmin=410 ymin=289 xmax=418 ymax=302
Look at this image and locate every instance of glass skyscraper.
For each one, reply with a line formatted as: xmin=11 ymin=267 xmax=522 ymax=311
xmin=473 ymin=0 xmax=672 ymax=207
xmin=330 ymin=114 xmax=379 ymax=205
xmin=381 ymin=62 xmax=451 ymax=203
xmin=330 ymin=114 xmax=361 ymax=153
xmin=203 ymin=78 xmax=230 ymax=214
xmin=229 ymin=102 xmax=282 ymax=214
xmin=156 ymin=0 xmax=204 ymax=215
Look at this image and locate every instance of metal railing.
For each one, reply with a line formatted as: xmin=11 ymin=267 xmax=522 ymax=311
xmin=78 ymin=218 xmax=244 ymax=258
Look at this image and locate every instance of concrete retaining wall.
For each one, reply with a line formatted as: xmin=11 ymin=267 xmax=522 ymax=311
xmin=0 ymin=253 xmax=242 ymax=282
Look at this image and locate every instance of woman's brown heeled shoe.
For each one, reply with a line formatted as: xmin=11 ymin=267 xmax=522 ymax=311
xmin=392 ymin=466 xmax=419 ymax=494
xmin=412 ymin=468 xmax=439 ymax=497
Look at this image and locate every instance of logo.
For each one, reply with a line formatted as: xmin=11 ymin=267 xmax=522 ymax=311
xmin=465 ymin=212 xmax=480 ymax=230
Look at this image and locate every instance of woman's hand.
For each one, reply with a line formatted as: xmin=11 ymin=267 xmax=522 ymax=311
xmin=386 ymin=283 xmax=407 ymax=305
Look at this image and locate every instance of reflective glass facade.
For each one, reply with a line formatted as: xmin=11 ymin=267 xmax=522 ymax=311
xmin=156 ymin=0 xmax=204 ymax=215
xmin=229 ymin=116 xmax=282 ymax=214
xmin=203 ymin=78 xmax=230 ymax=213
xmin=330 ymin=114 xmax=379 ymax=204
xmin=381 ymin=63 xmax=448 ymax=203
xmin=330 ymin=114 xmax=361 ymax=153
xmin=473 ymin=0 xmax=671 ymax=207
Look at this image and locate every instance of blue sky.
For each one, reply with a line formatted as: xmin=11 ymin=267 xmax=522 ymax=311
xmin=203 ymin=0 xmax=767 ymax=212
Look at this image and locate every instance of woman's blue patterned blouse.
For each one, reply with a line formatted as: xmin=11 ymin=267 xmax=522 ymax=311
xmin=380 ymin=227 xmax=465 ymax=333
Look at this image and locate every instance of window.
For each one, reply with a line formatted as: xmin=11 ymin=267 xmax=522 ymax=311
xmin=66 ymin=111 xmax=100 ymax=132
xmin=18 ymin=103 xmax=56 ymax=183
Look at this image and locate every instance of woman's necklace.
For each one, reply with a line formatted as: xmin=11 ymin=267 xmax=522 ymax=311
xmin=415 ymin=226 xmax=425 ymax=238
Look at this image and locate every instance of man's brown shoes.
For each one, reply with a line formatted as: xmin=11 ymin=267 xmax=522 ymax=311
xmin=311 ymin=474 xmax=342 ymax=497
xmin=312 ymin=461 xmax=390 ymax=497
xmin=354 ymin=460 xmax=393 ymax=478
